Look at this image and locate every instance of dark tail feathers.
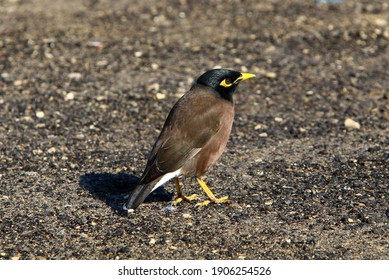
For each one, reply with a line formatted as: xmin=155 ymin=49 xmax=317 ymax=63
xmin=125 ymin=182 xmax=155 ymax=211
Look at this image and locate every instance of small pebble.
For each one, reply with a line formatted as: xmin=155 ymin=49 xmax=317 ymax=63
xmin=234 ymin=58 xmax=242 ymax=64
xmin=45 ymin=52 xmax=54 ymax=59
xmin=86 ymin=41 xmax=104 ymax=49
xmin=35 ymin=123 xmax=46 ymax=128
xmin=156 ymin=93 xmax=166 ymax=100
xmin=163 ymin=204 xmax=176 ymax=212
xmin=330 ymin=118 xmax=339 ymax=124
xmin=11 ymin=255 xmax=21 ymax=260
xmin=274 ymin=117 xmax=283 ymax=122
xmin=1 ymin=72 xmax=9 ymax=79
xmin=344 ymin=118 xmax=360 ymax=129
xmin=13 ymin=80 xmax=23 ymax=86
xmin=238 ymin=254 xmax=246 ymax=260
xmin=147 ymin=83 xmax=160 ymax=92
xmin=265 ymin=200 xmax=273 ymax=205
xmin=75 ymin=134 xmax=85 ymax=140
xmin=36 ymin=111 xmax=45 ymax=118
xmin=178 ymin=12 xmax=186 ymax=19
xmin=97 ymin=60 xmax=108 ymax=66
xmin=95 ymin=95 xmax=106 ymax=101
xmin=265 ymin=72 xmax=277 ymax=79
xmin=375 ymin=18 xmax=387 ymax=27
xmin=68 ymin=72 xmax=82 ymax=80
xmin=65 ymin=92 xmax=75 ymax=101
xmin=182 ymin=213 xmax=192 ymax=219
xmin=240 ymin=65 xmax=248 ymax=72
xmin=254 ymin=124 xmax=263 ymax=130
xmin=306 ymin=90 xmax=314 ymax=96
xmin=21 ymin=115 xmax=33 ymax=122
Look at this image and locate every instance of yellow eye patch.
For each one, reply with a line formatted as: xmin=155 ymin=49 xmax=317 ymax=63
xmin=219 ymin=73 xmax=255 ymax=88
xmin=219 ymin=78 xmax=233 ymax=88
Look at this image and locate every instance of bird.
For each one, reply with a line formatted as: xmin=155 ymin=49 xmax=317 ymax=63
xmin=125 ymin=68 xmax=255 ymax=212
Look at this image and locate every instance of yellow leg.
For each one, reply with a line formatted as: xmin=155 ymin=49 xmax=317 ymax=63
xmin=172 ymin=177 xmax=198 ymax=205
xmin=195 ymin=178 xmax=228 ymax=207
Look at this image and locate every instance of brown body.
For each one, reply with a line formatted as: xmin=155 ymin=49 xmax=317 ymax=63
xmin=182 ymin=96 xmax=234 ymax=177
xmin=140 ymin=84 xmax=234 ymax=184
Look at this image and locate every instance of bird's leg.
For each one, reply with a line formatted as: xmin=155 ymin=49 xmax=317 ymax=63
xmin=195 ymin=178 xmax=229 ymax=207
xmin=172 ymin=177 xmax=198 ymax=205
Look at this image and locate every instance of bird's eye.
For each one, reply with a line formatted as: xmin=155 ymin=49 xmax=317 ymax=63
xmin=220 ymin=78 xmax=233 ymax=88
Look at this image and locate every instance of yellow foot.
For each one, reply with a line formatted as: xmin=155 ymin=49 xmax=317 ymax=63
xmin=195 ymin=196 xmax=229 ymax=207
xmin=172 ymin=194 xmax=199 ymax=205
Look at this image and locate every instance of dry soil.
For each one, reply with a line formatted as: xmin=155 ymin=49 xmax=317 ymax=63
xmin=0 ymin=0 xmax=388 ymax=259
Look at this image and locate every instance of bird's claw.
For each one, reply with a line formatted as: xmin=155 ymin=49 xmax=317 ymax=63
xmin=172 ymin=193 xmax=199 ymax=205
xmin=195 ymin=196 xmax=229 ymax=207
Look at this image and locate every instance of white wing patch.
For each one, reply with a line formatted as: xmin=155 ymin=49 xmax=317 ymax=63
xmin=151 ymin=168 xmax=182 ymax=193
xmin=150 ymin=147 xmax=202 ymax=193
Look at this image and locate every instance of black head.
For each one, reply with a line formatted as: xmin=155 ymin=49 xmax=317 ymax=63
xmin=196 ymin=69 xmax=255 ymax=102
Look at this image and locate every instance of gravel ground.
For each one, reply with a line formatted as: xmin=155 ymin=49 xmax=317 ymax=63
xmin=0 ymin=0 xmax=388 ymax=260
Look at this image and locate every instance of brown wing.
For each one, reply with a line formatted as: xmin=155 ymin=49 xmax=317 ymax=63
xmin=139 ymin=87 xmax=225 ymax=185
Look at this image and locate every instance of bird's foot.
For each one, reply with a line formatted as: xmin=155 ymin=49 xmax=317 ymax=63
xmin=172 ymin=193 xmax=199 ymax=205
xmin=195 ymin=196 xmax=229 ymax=207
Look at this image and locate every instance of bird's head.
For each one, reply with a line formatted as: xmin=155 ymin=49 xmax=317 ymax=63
xmin=196 ymin=68 xmax=255 ymax=102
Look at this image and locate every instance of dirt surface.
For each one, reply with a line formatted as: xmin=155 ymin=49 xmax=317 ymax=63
xmin=0 ymin=0 xmax=388 ymax=260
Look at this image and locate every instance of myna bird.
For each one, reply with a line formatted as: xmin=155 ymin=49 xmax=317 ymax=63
xmin=126 ymin=69 xmax=255 ymax=212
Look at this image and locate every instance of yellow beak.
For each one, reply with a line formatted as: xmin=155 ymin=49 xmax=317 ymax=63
xmin=237 ymin=72 xmax=256 ymax=82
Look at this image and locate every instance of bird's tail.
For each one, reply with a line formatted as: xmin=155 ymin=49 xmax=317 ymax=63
xmin=125 ymin=182 xmax=156 ymax=211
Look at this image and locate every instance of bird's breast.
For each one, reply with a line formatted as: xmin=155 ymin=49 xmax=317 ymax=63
xmin=183 ymin=104 xmax=234 ymax=177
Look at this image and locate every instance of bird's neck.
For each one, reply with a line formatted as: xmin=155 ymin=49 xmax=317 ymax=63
xmin=195 ymin=84 xmax=234 ymax=104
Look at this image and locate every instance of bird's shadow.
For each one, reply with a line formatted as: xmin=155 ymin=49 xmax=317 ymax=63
xmin=79 ymin=172 xmax=173 ymax=216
